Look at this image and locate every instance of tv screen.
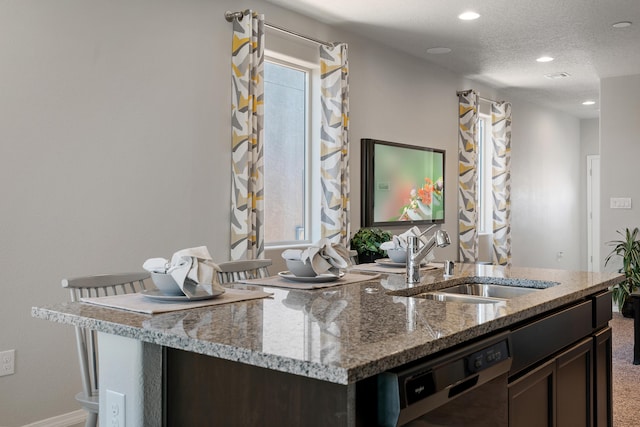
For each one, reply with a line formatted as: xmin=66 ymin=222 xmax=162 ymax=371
xmin=361 ymin=138 xmax=445 ymax=227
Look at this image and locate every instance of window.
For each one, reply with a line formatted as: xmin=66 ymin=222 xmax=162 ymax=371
xmin=263 ymin=56 xmax=320 ymax=246
xmin=477 ymin=113 xmax=493 ymax=234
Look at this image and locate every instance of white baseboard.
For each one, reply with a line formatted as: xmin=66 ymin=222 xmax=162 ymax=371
xmin=21 ymin=410 xmax=86 ymax=427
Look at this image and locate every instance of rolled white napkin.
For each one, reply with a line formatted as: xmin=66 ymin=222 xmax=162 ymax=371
xmin=143 ymin=246 xmax=224 ymax=298
xmin=281 ymin=249 xmax=303 ymax=261
xmin=380 ymin=226 xmax=428 ymax=250
xmin=282 ymin=239 xmax=351 ymax=276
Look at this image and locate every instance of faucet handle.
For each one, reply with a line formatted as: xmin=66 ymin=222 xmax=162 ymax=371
xmin=407 ymin=235 xmax=419 ymax=253
xmin=417 ymin=225 xmax=437 ymax=239
xmin=406 ymin=236 xmax=421 ymax=283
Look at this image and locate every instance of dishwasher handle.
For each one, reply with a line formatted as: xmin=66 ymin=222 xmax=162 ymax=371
xmin=447 ymin=374 xmax=479 ymax=398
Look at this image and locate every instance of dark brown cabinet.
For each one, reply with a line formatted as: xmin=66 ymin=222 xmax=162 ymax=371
xmin=508 ymin=359 xmax=555 ymax=427
xmin=508 ymin=337 xmax=594 ymax=427
xmin=556 ymin=337 xmax=593 ymax=426
xmin=593 ymin=327 xmax=613 ymax=427
xmin=509 ymin=328 xmax=612 ymax=427
xmin=508 ymin=288 xmax=612 ymax=427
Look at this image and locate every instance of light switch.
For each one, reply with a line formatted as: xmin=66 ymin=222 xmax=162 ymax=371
xmin=610 ymin=197 xmax=632 ymax=209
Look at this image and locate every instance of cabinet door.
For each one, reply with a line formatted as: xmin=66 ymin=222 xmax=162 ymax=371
xmin=593 ymin=327 xmax=612 ymax=427
xmin=556 ymin=337 xmax=593 ymax=427
xmin=509 ymin=359 xmax=555 ymax=427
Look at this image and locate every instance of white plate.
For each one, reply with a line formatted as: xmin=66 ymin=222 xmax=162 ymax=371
xmin=278 ymin=271 xmax=345 ymax=283
xmin=375 ymin=258 xmax=406 ymax=267
xmin=141 ymin=288 xmax=225 ymax=302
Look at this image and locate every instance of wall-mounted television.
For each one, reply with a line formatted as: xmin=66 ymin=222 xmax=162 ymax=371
xmin=361 ymin=138 xmax=445 ymax=227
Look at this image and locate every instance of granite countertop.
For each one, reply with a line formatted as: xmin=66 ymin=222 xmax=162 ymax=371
xmin=32 ymin=264 xmax=623 ymax=385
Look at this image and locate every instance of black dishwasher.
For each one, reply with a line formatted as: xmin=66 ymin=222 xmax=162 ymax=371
xmin=377 ymin=331 xmax=512 ymax=427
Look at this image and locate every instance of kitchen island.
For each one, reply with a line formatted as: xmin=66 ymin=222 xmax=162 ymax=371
xmin=32 ymin=264 xmax=623 ymax=426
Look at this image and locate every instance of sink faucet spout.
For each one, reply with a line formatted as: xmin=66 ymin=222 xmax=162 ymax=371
xmin=407 ymin=229 xmax=450 ymax=283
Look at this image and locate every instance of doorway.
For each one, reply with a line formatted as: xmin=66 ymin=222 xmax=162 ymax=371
xmin=587 ymin=155 xmax=600 ymax=272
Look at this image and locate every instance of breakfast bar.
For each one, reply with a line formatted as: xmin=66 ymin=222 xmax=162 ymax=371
xmin=32 ymin=264 xmax=623 ymax=426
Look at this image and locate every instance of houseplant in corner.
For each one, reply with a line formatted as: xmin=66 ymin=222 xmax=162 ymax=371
xmin=604 ymin=227 xmax=640 ymax=317
xmin=350 ymin=227 xmax=392 ymax=264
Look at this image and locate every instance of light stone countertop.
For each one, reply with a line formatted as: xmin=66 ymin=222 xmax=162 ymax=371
xmin=32 ymin=264 xmax=623 ymax=385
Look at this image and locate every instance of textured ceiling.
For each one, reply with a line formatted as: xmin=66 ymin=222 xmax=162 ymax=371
xmin=265 ymin=0 xmax=640 ymax=119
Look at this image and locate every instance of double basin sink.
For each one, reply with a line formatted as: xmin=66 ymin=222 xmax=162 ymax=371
xmin=395 ymin=277 xmax=560 ymax=304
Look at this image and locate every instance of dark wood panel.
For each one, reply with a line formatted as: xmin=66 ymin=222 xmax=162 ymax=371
xmin=592 ymin=291 xmax=612 ymax=329
xmin=556 ymin=337 xmax=593 ymax=427
xmin=510 ymin=300 xmax=593 ymax=376
xmin=164 ymin=347 xmax=351 ymax=427
xmin=508 ymin=359 xmax=555 ymax=427
xmin=593 ymin=327 xmax=612 ymax=427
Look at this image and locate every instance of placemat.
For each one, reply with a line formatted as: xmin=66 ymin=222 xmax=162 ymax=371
xmin=350 ymin=262 xmax=442 ymax=275
xmin=81 ymin=288 xmax=272 ymax=314
xmin=238 ymin=272 xmax=380 ymax=290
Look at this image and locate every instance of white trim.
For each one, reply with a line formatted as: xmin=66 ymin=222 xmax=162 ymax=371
xmin=264 ymin=48 xmax=318 ymax=70
xmin=20 ymin=410 xmax=86 ymax=427
xmin=587 ymin=155 xmax=601 ymax=272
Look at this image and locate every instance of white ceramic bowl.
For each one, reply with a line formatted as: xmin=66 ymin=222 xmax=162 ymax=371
xmin=285 ymin=259 xmax=317 ymax=277
xmin=387 ymin=248 xmax=408 ymax=263
xmin=150 ymin=272 xmax=184 ymax=296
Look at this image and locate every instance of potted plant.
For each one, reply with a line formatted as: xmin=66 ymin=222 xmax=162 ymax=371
xmin=350 ymin=227 xmax=392 ymax=264
xmin=604 ymin=227 xmax=640 ymax=317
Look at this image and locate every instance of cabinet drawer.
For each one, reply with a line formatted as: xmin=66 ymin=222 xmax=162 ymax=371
xmin=510 ymin=300 xmax=592 ymax=376
xmin=592 ymin=290 xmax=612 ymax=329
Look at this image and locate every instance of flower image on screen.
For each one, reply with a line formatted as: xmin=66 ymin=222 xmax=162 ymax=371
xmin=361 ymin=139 xmax=445 ymax=227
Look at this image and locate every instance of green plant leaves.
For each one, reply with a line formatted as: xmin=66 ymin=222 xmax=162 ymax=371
xmin=350 ymin=228 xmax=392 ymax=256
xmin=605 ymin=227 xmax=640 ymax=308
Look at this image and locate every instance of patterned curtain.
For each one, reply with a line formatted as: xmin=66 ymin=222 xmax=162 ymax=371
xmin=491 ymin=101 xmax=512 ymax=266
xmin=319 ymin=43 xmax=350 ymax=246
xmin=457 ymin=90 xmax=479 ymax=262
xmin=230 ymin=11 xmax=265 ymax=260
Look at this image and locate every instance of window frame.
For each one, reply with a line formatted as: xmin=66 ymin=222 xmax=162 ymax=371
xmin=477 ymin=112 xmax=493 ymax=235
xmin=263 ymin=50 xmax=321 ymax=248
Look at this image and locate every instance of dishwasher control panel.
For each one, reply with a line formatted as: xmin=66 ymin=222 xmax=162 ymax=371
xmin=467 ymin=338 xmax=509 ymax=373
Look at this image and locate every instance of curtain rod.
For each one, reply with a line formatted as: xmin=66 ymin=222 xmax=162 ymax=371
xmin=479 ymin=96 xmax=500 ymax=104
xmin=457 ymin=90 xmax=502 ymax=104
xmin=225 ymin=10 xmax=335 ymax=48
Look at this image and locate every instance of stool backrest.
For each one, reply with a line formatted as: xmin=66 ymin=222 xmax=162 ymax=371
xmin=216 ymin=259 xmax=272 ymax=283
xmin=62 ymin=272 xmax=149 ymax=421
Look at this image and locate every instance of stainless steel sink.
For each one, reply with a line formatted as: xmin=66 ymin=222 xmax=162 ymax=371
xmin=390 ymin=276 xmax=559 ymax=304
xmin=415 ymin=292 xmax=506 ymax=304
xmin=438 ymin=283 xmax=542 ymax=299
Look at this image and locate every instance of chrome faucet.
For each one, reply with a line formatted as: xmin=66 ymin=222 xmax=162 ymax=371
xmin=406 ymin=229 xmax=451 ymax=283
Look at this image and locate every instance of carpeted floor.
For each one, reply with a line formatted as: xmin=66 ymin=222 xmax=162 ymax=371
xmin=611 ymin=312 xmax=640 ymax=426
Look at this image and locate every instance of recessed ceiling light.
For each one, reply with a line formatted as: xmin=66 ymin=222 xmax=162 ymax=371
xmin=536 ymin=56 xmax=554 ymax=63
xmin=582 ymin=100 xmax=596 ymax=106
xmin=544 ymin=72 xmax=571 ymax=79
xmin=612 ymin=21 xmax=632 ymax=28
xmin=458 ymin=11 xmax=480 ymax=20
xmin=427 ymin=47 xmax=452 ymax=54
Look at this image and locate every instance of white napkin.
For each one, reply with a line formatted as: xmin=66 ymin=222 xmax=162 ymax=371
xmin=142 ymin=246 xmax=224 ymax=298
xmin=380 ymin=226 xmax=431 ymax=250
xmin=282 ymin=239 xmax=352 ymax=276
xmin=281 ymin=249 xmax=303 ymax=261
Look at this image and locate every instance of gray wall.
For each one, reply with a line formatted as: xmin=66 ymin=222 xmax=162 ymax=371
xmin=600 ymin=74 xmax=640 ymax=272
xmin=0 ymin=0 xmax=586 ymax=424
xmin=509 ymin=98 xmax=582 ymax=269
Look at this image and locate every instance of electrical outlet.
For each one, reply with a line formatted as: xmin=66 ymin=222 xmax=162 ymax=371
xmin=0 ymin=350 xmax=15 ymax=377
xmin=106 ymin=389 xmax=125 ymax=427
